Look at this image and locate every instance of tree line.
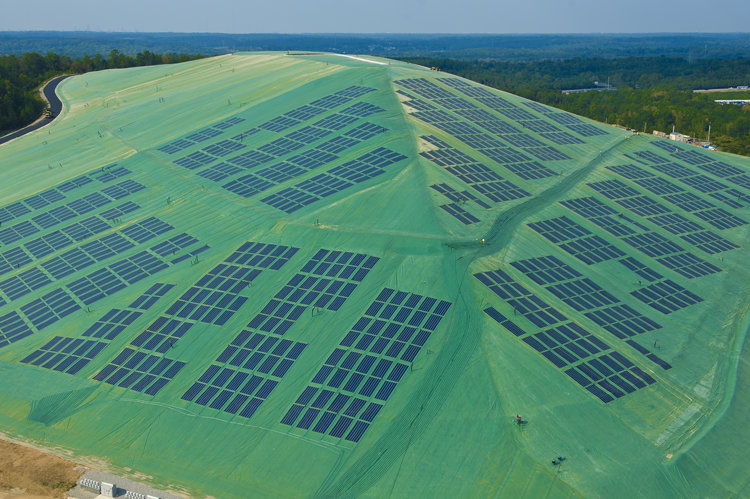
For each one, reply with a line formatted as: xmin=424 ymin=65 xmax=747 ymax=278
xmin=0 ymin=50 xmax=204 ymax=132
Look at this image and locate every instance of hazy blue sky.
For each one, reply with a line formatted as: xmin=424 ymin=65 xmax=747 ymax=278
xmin=1 ymin=0 xmax=748 ymax=33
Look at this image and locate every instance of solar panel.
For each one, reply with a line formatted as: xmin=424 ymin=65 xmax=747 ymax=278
xmin=279 ymin=288 xmax=447 ymax=437
xmin=528 ymin=216 xmax=592 ymax=244
xmin=439 ymin=204 xmax=480 ymax=225
xmin=630 ymin=279 xmax=704 ymax=314
xmin=655 ymin=252 xmax=722 ymax=279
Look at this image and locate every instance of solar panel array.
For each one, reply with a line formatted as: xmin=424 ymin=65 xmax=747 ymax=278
xmin=182 ymin=333 xmax=308 ymax=417
xmin=527 ymin=216 xmax=626 ymax=265
xmin=157 ymin=118 xmax=247 ymax=154
xmin=92 ymin=346 xmax=187 ymax=396
xmin=0 ymin=180 xmax=144 ymax=249
xmin=607 ymin=163 xmax=748 ymax=236
xmin=177 ymin=248 xmax=380 ymax=420
xmin=630 ymin=279 xmax=703 ymax=314
xmin=635 ymin=145 xmax=750 ymax=207
xmin=0 ymin=164 xmax=132 ymax=226
xmin=0 ymin=231 xmax=197 ymax=349
xmin=430 ymin=183 xmax=491 ymax=225
xmin=625 ymin=339 xmax=673 ymax=370
xmin=506 ymin=256 xmax=664 ymax=336
xmin=220 ymin=123 xmax=387 ymax=199
xmin=20 ymin=336 xmax=107 ymax=375
xmin=84 ymin=309 xmax=142 ymax=340
xmin=92 ymin=241 xmax=294 ymax=395
xmin=420 ymin=136 xmax=530 ymax=203
xmin=280 ymin=288 xmax=451 ymax=442
xmin=561 ymin=195 xmax=724 ymax=280
xmin=260 ymin=147 xmax=407 ymax=213
xmin=0 ymin=217 xmax=176 ymax=308
xmin=395 ymin=78 xmax=571 ymax=180
xmin=20 ymin=283 xmax=175 ymax=376
xmin=476 ymin=267 xmax=655 ymax=404
xmin=171 ymin=86 xmax=382 ymax=182
xmin=436 ymin=77 xmax=608 ymax=138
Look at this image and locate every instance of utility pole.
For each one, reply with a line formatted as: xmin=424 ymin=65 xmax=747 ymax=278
xmin=644 ymin=122 xmax=647 ymax=133
xmin=708 ymin=122 xmax=711 ymax=143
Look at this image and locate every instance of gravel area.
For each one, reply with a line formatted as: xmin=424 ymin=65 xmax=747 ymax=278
xmin=67 ymin=469 xmax=186 ymax=499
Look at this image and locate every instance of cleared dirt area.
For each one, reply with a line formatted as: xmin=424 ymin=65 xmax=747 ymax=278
xmin=0 ymin=439 xmax=84 ymax=499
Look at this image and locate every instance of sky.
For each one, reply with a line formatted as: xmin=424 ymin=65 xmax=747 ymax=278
xmin=0 ymin=0 xmax=748 ymax=33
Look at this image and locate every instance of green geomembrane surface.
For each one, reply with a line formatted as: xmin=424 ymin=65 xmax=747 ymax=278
xmin=0 ymin=52 xmax=749 ymax=499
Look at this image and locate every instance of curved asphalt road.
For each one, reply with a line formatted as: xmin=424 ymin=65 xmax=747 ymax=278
xmin=0 ymin=74 xmax=73 ymax=146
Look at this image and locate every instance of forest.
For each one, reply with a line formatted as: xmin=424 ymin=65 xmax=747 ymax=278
xmin=2 ymin=31 xmax=750 ymax=61
xmin=403 ymin=56 xmax=750 ymax=156
xmin=0 ymin=50 xmax=203 ymax=132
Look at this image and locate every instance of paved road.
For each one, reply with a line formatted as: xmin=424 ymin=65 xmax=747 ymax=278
xmin=0 ymin=74 xmax=73 ymax=146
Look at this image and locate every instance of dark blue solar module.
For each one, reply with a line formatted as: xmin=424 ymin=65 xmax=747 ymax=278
xmin=182 ymin=334 xmax=307 ymax=417
xmin=0 ymin=187 xmax=69 ymax=224
xmin=185 ymin=127 xmax=224 ymax=143
xmin=584 ymin=304 xmax=662 ymax=340
xmin=474 ymin=269 xmax=567 ymax=328
xmin=174 ymin=250 xmax=380 ymax=417
xmin=509 ymin=255 xmax=582 ymax=285
xmin=82 ymin=308 xmax=143 ymax=340
xmin=419 ymin=139 xmax=531 ymax=201
xmin=260 ymin=147 xmax=406 ymax=213
xmin=339 ymin=102 xmax=385 ymax=118
xmin=197 ymin=162 xmax=244 ymax=182
xmin=92 ymin=166 xmax=130 ymax=183
xmin=480 ymin=278 xmax=650 ymax=404
xmin=99 ymin=201 xmax=140 ymax=220
xmin=621 ymin=232 xmax=684 ymax=259
xmin=334 ymin=86 xmax=377 ymax=98
xmin=20 ymin=288 xmax=80 ymax=330
xmin=280 ymin=288 xmax=449 ymax=440
xmin=483 ymin=307 xmax=527 ymax=336
xmin=0 ymin=267 xmax=52 ymax=301
xmin=0 ymin=309 xmax=28 ymax=344
xmin=430 ymin=183 xmax=492 ymax=209
xmin=174 ymin=151 xmax=218 ymax=170
xmin=654 ymin=252 xmax=722 ymax=279
xmin=121 ymin=217 xmax=174 ymax=243
xmin=21 ymin=336 xmax=107 ymax=375
xmin=128 ymin=282 xmax=175 ymax=310
xmin=259 ymin=116 xmax=300 ymax=132
xmin=440 ymin=203 xmax=480 ymax=224
xmin=618 ymin=257 xmax=664 ymax=282
xmin=99 ymin=180 xmax=145 ymax=200
xmin=527 ymin=216 xmax=592 ymax=244
xmin=94 ymin=348 xmax=186 ymax=395
xmin=224 ymin=241 xmax=299 ymax=271
xmin=309 ymin=94 xmax=351 ymax=109
xmin=150 ymin=233 xmax=199 ymax=257
xmin=0 ymin=247 xmax=33 ymax=277
xmin=0 ymin=221 xmax=40 ymax=245
xmin=157 ymin=139 xmax=195 ymax=155
xmin=202 ymin=139 xmax=246 ymax=157
xmin=394 ymin=78 xmax=455 ymax=99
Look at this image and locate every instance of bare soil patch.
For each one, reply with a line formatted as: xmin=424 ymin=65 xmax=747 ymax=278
xmin=0 ymin=440 xmax=84 ymax=499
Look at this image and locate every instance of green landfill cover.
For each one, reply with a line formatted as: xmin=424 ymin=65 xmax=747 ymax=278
xmin=1 ymin=52 xmax=750 ymax=499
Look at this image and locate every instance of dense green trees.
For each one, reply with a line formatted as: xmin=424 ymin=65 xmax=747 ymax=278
xmin=402 ymin=57 xmax=750 ymax=156
xmin=402 ymin=56 xmax=750 ymax=91
xmin=0 ymin=51 xmax=203 ymax=133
